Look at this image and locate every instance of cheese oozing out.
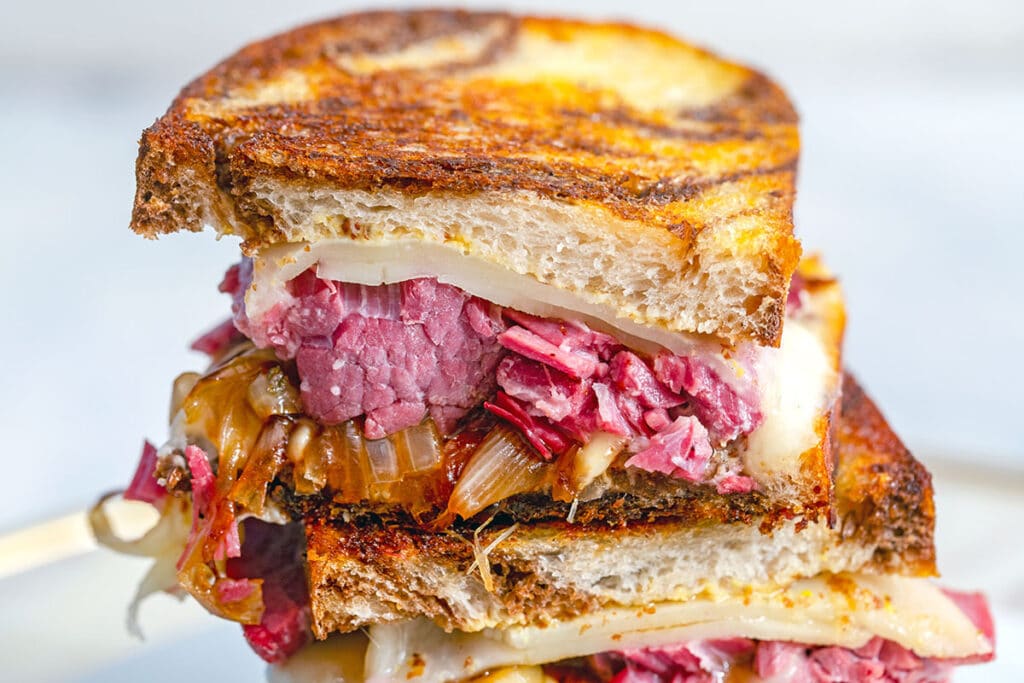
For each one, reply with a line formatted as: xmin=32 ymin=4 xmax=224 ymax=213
xmin=268 ymin=573 xmax=990 ymax=683
xmin=246 ymin=240 xmax=836 ymax=486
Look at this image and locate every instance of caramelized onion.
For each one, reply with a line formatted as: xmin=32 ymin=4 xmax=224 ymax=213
xmin=175 ymin=347 xmax=552 ymax=528
xmin=177 ymin=536 xmax=264 ymax=625
xmin=183 ymin=349 xmax=275 ymax=483
xmin=247 ymin=366 xmax=301 ymax=419
xmin=230 ymin=416 xmax=292 ymax=514
xmin=88 ymin=494 xmax=194 ymax=636
xmin=289 ymin=418 xmax=323 ymax=495
xmin=446 ymin=427 xmax=551 ymax=520
xmin=394 ymin=420 xmax=442 ymax=473
xmin=553 ymin=431 xmax=627 ymax=502
xmin=340 ymin=421 xmax=372 ymax=498
xmin=169 ymin=372 xmax=200 ymax=423
xmin=364 ymin=436 xmax=401 ymax=484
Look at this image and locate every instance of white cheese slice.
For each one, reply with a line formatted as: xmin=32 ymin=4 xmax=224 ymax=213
xmin=270 ymin=574 xmax=989 ymax=683
xmin=742 ymin=316 xmax=834 ymax=483
xmin=245 ymin=240 xmax=835 ymax=486
xmin=247 ymin=240 xmax=736 ymax=366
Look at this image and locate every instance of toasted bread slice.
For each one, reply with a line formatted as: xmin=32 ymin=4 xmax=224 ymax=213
xmin=132 ymin=10 xmax=801 ymax=347
xmin=305 ymin=374 xmax=934 ymax=637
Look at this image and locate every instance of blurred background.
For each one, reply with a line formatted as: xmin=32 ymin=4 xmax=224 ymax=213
xmin=0 ymin=0 xmax=1021 ymax=679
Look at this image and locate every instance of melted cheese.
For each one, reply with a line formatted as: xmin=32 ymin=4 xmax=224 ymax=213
xmin=246 ymin=240 xmax=834 ymax=485
xmin=269 ymin=574 xmax=990 ymax=683
xmin=247 ymin=240 xmax=736 ymax=367
xmin=743 ymin=317 xmax=835 ymax=483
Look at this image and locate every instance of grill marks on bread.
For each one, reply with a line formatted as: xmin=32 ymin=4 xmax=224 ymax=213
xmin=132 ymin=10 xmax=802 ymax=346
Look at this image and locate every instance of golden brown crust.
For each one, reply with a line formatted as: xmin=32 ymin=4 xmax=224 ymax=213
xmin=834 ymin=374 xmax=936 ymax=576
xmin=131 ymin=10 xmax=801 ymax=346
xmin=304 ymin=373 xmax=936 ymax=635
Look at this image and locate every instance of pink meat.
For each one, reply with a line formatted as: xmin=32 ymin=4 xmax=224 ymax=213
xmin=177 ymin=445 xmax=241 ymax=569
xmin=123 ymin=440 xmax=166 ymax=507
xmin=623 ymin=417 xmax=713 ymax=483
xmin=610 ymin=351 xmax=684 ymax=410
xmin=497 ymin=356 xmax=591 ymax=423
xmin=498 ymin=325 xmax=600 ymax=379
xmin=619 ymin=640 xmax=754 ymax=678
xmin=484 ymin=391 xmax=571 ymax=460
xmin=227 ymin=519 xmax=311 ymax=664
xmin=232 ymin=266 xmax=504 ymax=438
xmin=755 ymin=639 xmax=956 ymax=683
xmin=653 ymin=353 xmax=761 ymax=443
xmin=227 ymin=262 xmax=762 ymax=485
xmin=581 ymin=617 xmax=994 ymax=683
xmin=190 ymin=318 xmax=243 ymax=357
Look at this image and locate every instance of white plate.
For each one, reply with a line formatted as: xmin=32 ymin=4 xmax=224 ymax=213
xmin=1 ymin=459 xmax=1021 ymax=682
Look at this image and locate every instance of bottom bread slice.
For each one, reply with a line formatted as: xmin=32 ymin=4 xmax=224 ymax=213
xmin=306 ymin=374 xmax=934 ymax=636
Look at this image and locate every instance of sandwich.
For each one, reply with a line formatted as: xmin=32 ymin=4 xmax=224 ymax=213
xmin=92 ymin=9 xmax=995 ymax=682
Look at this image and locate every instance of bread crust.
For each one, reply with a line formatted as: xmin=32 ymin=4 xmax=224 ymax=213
xmin=304 ymin=373 xmax=936 ymax=636
xmin=833 ymin=375 xmax=936 ymax=574
xmin=131 ymin=10 xmax=801 ymax=346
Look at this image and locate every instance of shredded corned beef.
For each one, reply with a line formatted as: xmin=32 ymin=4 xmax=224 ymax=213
xmin=653 ymin=353 xmax=760 ymax=443
xmin=123 ymin=440 xmax=166 ymax=507
xmin=171 ymin=446 xmax=311 ymax=664
xmin=563 ymin=615 xmax=995 ymax=683
xmin=224 ymin=261 xmax=763 ymax=485
xmin=753 ymin=639 xmax=954 ymax=683
xmin=178 ymin=445 xmax=241 ymax=567
xmin=190 ymin=317 xmax=242 ymax=357
xmin=491 ymin=310 xmax=759 ymax=484
xmin=622 ymin=417 xmax=712 ymax=481
xmin=226 ymin=519 xmax=311 ymax=664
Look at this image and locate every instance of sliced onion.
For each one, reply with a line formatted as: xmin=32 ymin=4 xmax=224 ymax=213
xmin=169 ymin=372 xmax=200 ymax=423
xmin=230 ymin=416 xmax=292 ymax=514
xmin=289 ymin=418 xmax=324 ymax=495
xmin=554 ymin=431 xmax=627 ymax=501
xmin=394 ymin=420 xmax=442 ymax=473
xmin=89 ymin=493 xmax=192 ymax=558
xmin=177 ymin=537 xmax=264 ymax=625
xmin=322 ymin=424 xmax=361 ymax=500
xmin=247 ymin=366 xmax=302 ymax=419
xmin=364 ymin=435 xmax=401 ymax=484
xmin=447 ymin=427 xmax=551 ymax=520
xmin=127 ymin=550 xmax=185 ymax=638
xmin=89 ymin=494 xmax=194 ymax=637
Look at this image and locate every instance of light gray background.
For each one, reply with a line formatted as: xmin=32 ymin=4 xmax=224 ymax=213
xmin=1 ymin=1 xmax=1021 ymax=527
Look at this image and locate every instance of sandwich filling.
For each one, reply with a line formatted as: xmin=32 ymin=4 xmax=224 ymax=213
xmin=98 ymin=247 xmax=847 ymax=674
xmin=198 ymin=241 xmax=835 ymax=505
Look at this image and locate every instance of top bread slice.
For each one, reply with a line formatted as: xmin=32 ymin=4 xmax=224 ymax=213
xmin=131 ymin=10 xmax=802 ymax=347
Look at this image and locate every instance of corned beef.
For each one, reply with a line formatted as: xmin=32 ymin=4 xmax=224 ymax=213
xmin=226 ymin=519 xmax=311 ymax=664
xmin=225 ymin=262 xmax=763 ymax=486
xmin=229 ymin=264 xmax=505 ymax=439
xmin=123 ymin=441 xmax=166 ymax=507
xmin=567 ymin=624 xmax=996 ymax=683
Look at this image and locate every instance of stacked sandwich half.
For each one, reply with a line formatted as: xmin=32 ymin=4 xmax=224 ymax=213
xmin=93 ymin=10 xmax=995 ymax=682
